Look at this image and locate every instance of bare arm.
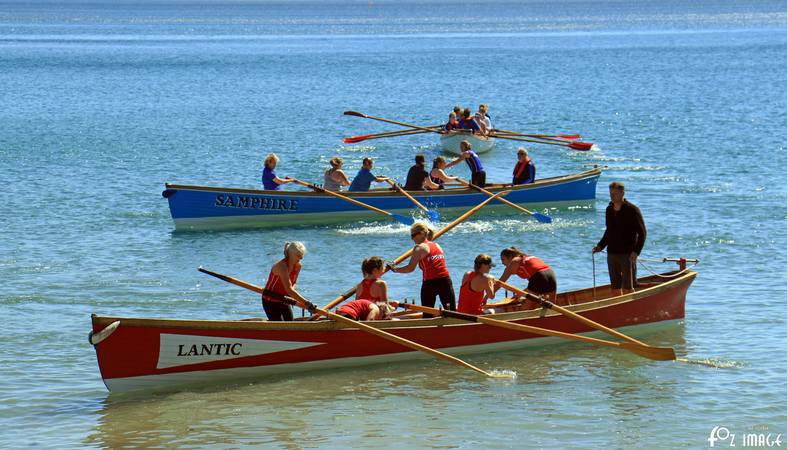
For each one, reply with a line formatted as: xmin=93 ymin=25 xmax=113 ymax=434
xmin=446 ymin=154 xmax=465 ymax=169
xmin=274 ymin=263 xmax=311 ymax=307
xmin=333 ymin=170 xmax=351 ymax=186
xmin=493 ymin=263 xmax=518 ymax=294
xmin=392 ymin=244 xmax=427 ymax=274
xmin=374 ymin=280 xmax=388 ymax=302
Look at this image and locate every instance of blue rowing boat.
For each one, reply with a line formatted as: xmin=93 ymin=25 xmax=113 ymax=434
xmin=162 ymin=168 xmax=601 ymax=230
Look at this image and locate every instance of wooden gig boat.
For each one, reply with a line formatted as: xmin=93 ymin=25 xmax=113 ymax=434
xmin=162 ymin=168 xmax=600 ymax=230
xmin=440 ymin=130 xmax=495 ymax=155
xmin=90 ymin=269 xmax=695 ymax=393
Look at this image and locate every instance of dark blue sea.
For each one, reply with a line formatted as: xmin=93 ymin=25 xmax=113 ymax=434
xmin=1 ymin=0 xmax=786 ymax=447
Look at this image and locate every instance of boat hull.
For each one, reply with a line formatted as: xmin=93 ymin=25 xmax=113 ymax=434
xmin=163 ymin=168 xmax=601 ymax=230
xmin=91 ymin=270 xmax=695 ymax=393
xmin=440 ymin=131 xmax=495 ymax=155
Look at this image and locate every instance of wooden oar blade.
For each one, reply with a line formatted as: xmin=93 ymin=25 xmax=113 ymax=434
xmin=533 ymin=212 xmax=553 ymax=223
xmin=621 ymin=342 xmax=677 ymax=361
xmin=391 ymin=213 xmax=415 ymax=226
xmin=568 ymin=141 xmax=594 ymax=151
xmin=343 ymin=110 xmax=366 ymax=118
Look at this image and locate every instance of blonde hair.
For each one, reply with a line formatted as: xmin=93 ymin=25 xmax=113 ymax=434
xmin=410 ymin=222 xmax=435 ymax=240
xmin=264 ymin=153 xmax=279 ymax=168
xmin=284 ymin=241 xmax=306 ymax=258
xmin=375 ymin=302 xmax=396 ymax=320
xmin=517 ymin=147 xmax=528 ymax=157
xmin=329 ymin=157 xmax=343 ymax=169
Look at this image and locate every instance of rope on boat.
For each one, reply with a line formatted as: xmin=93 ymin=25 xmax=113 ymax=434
xmin=637 ymin=257 xmax=700 ymax=279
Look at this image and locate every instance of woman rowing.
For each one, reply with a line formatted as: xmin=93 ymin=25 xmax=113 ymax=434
xmin=457 ymin=253 xmax=497 ymax=315
xmin=389 ymin=222 xmax=456 ymax=317
xmin=324 ymin=156 xmax=351 ymax=191
xmin=355 ymin=256 xmax=388 ymax=302
xmin=497 ymin=246 xmax=558 ymax=309
xmin=262 ymin=241 xmax=311 ymax=321
xmin=446 ymin=140 xmax=486 ymax=188
xmin=336 ymin=299 xmax=398 ymax=321
xmin=261 ymin=153 xmax=293 ymax=190
xmin=429 ymin=156 xmax=459 ymax=190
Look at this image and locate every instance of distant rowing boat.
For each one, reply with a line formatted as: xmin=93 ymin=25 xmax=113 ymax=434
xmin=89 ymin=269 xmax=695 ymax=393
xmin=162 ymin=167 xmax=601 ymax=231
xmin=440 ymin=130 xmax=495 ymax=155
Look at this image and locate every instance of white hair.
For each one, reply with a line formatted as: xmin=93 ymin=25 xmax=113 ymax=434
xmin=284 ymin=241 xmax=306 ymax=258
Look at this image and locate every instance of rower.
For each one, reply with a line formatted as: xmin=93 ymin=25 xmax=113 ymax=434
xmin=323 ymin=157 xmax=351 ymax=191
xmin=349 ymin=157 xmax=389 ymax=192
xmin=429 ymin=156 xmax=459 ymax=189
xmin=457 ymin=254 xmax=497 ymax=315
xmin=388 ymin=222 xmax=456 ymax=317
xmin=458 ymin=108 xmax=481 ymax=133
xmin=404 ymin=154 xmax=440 ymax=190
xmin=478 ymin=103 xmax=493 ymax=130
xmin=261 ymin=153 xmax=293 ymax=190
xmin=336 ymin=299 xmax=398 ymax=321
xmin=446 ymin=140 xmax=487 ymax=188
xmin=496 ymin=246 xmax=558 ymax=309
xmin=355 ymin=256 xmax=388 ymax=302
xmin=445 ymin=111 xmax=459 ymax=131
xmin=262 ymin=242 xmax=311 ymax=321
xmin=512 ymin=147 xmax=536 ymax=185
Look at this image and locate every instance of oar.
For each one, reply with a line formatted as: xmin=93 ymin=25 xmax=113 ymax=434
xmin=495 ymin=279 xmax=675 ymax=359
xmin=344 ymin=129 xmax=433 ymax=144
xmin=492 ymin=129 xmax=581 ymax=141
xmin=398 ymin=303 xmax=674 ymax=361
xmin=385 ymin=179 xmax=440 ymax=222
xmin=197 ymin=267 xmax=511 ymax=379
xmin=455 ymin=178 xmax=552 ymax=224
xmin=288 ymin=178 xmax=414 ymax=226
xmin=321 ymin=190 xmax=511 ymax=310
xmin=344 ymin=111 xmax=444 ymax=135
xmin=486 ymin=132 xmax=594 ymax=151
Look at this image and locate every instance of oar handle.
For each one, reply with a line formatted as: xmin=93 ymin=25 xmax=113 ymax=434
xmin=288 ymin=178 xmax=393 ymax=216
xmin=344 ymin=111 xmax=445 ymax=135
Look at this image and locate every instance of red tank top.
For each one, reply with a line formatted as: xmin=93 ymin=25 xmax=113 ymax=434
xmin=418 ymin=240 xmax=450 ymax=281
xmin=263 ymin=260 xmax=301 ymax=300
xmin=358 ymin=278 xmax=383 ymax=301
xmin=337 ymin=299 xmax=373 ymax=320
xmin=458 ymin=271 xmax=486 ymax=315
xmin=515 ymin=256 xmax=550 ymax=279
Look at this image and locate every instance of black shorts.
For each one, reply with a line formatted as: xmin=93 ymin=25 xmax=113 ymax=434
xmin=527 ymin=269 xmax=557 ymax=294
xmin=421 ymin=276 xmax=456 ymax=317
xmin=471 ymin=171 xmax=486 ymax=188
xmin=262 ymin=297 xmax=294 ymax=321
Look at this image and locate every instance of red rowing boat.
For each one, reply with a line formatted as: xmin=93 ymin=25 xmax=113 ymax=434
xmin=90 ymin=269 xmax=696 ymax=393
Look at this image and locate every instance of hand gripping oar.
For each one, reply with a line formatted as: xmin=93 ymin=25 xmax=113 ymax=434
xmin=495 ymin=279 xmax=675 ymax=360
xmin=455 ymin=178 xmax=552 ymax=224
xmin=398 ymin=303 xmax=674 ymax=361
xmin=197 ymin=267 xmax=510 ymax=378
xmin=344 ymin=111 xmax=445 ymax=135
xmin=288 ymin=178 xmax=414 ymax=226
xmin=321 ymin=190 xmax=511 ymax=310
xmin=486 ymin=132 xmax=594 ymax=151
xmin=385 ymin=179 xmax=440 ymax=222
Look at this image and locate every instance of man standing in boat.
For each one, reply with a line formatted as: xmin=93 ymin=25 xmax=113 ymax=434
xmin=388 ymin=222 xmax=456 ymax=317
xmin=348 ymin=157 xmax=389 ymax=192
xmin=593 ymin=181 xmax=647 ymax=294
xmin=446 ymin=140 xmax=487 ymax=187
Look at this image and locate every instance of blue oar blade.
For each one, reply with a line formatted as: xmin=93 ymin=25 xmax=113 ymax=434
xmin=427 ymin=210 xmax=441 ymax=222
xmin=391 ymin=213 xmax=415 ymax=226
xmin=533 ymin=212 xmax=552 ymax=223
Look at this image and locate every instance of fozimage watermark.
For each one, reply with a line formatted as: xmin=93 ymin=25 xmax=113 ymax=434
xmin=708 ymin=425 xmax=783 ymax=447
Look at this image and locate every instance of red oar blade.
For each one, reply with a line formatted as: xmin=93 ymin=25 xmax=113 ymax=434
xmin=343 ymin=135 xmax=369 ymax=144
xmin=568 ymin=141 xmax=594 ymax=151
xmin=558 ymin=134 xmax=581 ymax=140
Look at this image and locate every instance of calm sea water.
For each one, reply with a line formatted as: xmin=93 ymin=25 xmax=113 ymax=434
xmin=1 ymin=0 xmax=786 ymax=448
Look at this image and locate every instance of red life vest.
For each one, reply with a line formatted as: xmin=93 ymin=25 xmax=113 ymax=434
xmin=513 ymin=158 xmax=530 ymax=180
xmin=418 ymin=240 xmax=450 ymax=281
xmin=263 ymin=260 xmax=301 ymax=301
xmin=337 ymin=299 xmax=373 ymax=320
xmin=358 ymin=278 xmax=383 ymax=301
xmin=515 ymin=256 xmax=550 ymax=279
xmin=457 ymin=271 xmax=485 ymax=314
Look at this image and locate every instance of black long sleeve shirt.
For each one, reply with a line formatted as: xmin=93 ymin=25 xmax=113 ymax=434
xmin=596 ymin=199 xmax=646 ymax=255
